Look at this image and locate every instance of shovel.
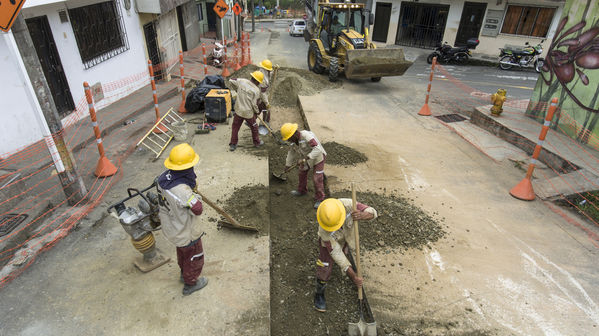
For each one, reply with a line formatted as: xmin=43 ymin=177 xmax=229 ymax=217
xmin=193 ymin=188 xmax=258 ymax=232
xmin=271 ymin=161 xmax=299 ymax=182
xmin=348 ymin=182 xmax=377 ymax=336
xmin=256 ymin=113 xmax=285 ymax=145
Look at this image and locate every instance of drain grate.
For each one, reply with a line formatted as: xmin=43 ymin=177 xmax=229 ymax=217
xmin=0 ymin=214 xmax=28 ymax=237
xmin=435 ymin=113 xmax=467 ymax=123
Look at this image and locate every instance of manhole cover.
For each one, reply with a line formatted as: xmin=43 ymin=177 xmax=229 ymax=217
xmin=0 ymin=214 xmax=28 ymax=237
xmin=435 ymin=113 xmax=467 ymax=123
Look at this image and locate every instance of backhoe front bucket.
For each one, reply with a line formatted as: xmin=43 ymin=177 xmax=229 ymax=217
xmin=345 ymin=47 xmax=413 ymax=79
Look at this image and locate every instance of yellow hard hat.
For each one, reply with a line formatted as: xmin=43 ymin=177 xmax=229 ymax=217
xmin=251 ymin=71 xmax=264 ymax=84
xmin=164 ymin=143 xmax=200 ymax=170
xmin=259 ymin=59 xmax=273 ymax=71
xmin=317 ymin=198 xmax=346 ymax=232
xmin=280 ymin=123 xmax=298 ymax=141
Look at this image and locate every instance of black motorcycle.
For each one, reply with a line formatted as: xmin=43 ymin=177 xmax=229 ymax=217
xmin=427 ymin=38 xmax=480 ymax=64
xmin=499 ymin=40 xmax=545 ymax=73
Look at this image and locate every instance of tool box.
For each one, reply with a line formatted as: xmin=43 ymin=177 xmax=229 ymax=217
xmin=205 ymin=89 xmax=231 ymax=123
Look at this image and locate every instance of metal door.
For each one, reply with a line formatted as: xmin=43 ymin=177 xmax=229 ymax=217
xmin=455 ymin=2 xmax=486 ymax=46
xmin=25 ymin=16 xmax=75 ymax=117
xmin=144 ymin=21 xmax=163 ymax=80
xmin=157 ymin=10 xmax=181 ymax=74
xmin=395 ymin=2 xmax=449 ymax=49
xmin=372 ymin=2 xmax=392 ymax=43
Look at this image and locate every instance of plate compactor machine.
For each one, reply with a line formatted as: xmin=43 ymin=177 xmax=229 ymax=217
xmin=305 ymin=0 xmax=412 ymax=82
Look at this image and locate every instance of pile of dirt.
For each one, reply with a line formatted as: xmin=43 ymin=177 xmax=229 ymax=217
xmin=228 ymin=65 xmax=341 ymax=107
xmin=330 ymin=191 xmax=445 ymax=251
xmin=322 ymin=142 xmax=368 ymax=166
xmin=221 ymin=184 xmax=269 ymax=235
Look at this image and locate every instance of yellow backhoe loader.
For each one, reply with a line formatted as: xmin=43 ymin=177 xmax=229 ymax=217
xmin=305 ymin=0 xmax=412 ymax=82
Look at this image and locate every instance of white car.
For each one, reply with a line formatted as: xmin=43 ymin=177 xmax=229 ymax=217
xmin=289 ymin=20 xmax=306 ymax=37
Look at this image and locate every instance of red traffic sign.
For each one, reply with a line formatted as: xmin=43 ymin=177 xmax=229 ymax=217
xmin=233 ymin=3 xmax=242 ymax=16
xmin=213 ymin=0 xmax=229 ymax=19
xmin=0 ymin=0 xmax=26 ymax=32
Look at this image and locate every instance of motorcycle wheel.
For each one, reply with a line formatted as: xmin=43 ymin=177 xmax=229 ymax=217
xmin=534 ymin=58 xmax=545 ymax=73
xmin=499 ymin=55 xmax=513 ymax=70
xmin=455 ymin=52 xmax=469 ymax=64
xmin=427 ymin=53 xmax=440 ymax=64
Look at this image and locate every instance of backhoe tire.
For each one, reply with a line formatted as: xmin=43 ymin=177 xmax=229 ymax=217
xmin=308 ymin=42 xmax=325 ymax=74
xmin=371 ymin=77 xmax=381 ymax=82
xmin=328 ymin=57 xmax=339 ymax=82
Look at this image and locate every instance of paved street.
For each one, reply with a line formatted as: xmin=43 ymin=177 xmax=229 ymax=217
xmin=247 ymin=19 xmax=538 ymax=100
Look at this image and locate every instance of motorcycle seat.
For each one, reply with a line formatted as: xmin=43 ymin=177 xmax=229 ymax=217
xmin=512 ymin=49 xmax=534 ymax=56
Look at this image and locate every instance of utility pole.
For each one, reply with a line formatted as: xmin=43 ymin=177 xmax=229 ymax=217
xmin=9 ymin=14 xmax=87 ymax=205
xmin=251 ymin=0 xmax=255 ymax=32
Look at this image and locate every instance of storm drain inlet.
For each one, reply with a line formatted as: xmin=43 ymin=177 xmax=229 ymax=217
xmin=435 ymin=113 xmax=467 ymax=123
xmin=0 ymin=214 xmax=28 ymax=237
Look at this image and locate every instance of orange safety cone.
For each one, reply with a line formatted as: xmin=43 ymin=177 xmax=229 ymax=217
xmin=418 ymin=57 xmax=436 ymax=116
xmin=246 ymin=32 xmax=253 ymax=65
xmin=221 ymin=38 xmax=231 ymax=77
xmin=83 ymin=82 xmax=118 ymax=178
xmin=509 ymin=98 xmax=559 ymax=201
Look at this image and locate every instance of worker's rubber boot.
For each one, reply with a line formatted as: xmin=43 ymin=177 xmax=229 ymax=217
xmin=314 ymin=280 xmax=327 ymax=312
xmin=182 ymin=277 xmax=208 ymax=296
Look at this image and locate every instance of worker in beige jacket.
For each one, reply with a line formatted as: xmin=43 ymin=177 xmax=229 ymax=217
xmin=314 ymin=198 xmax=378 ymax=312
xmin=280 ymin=123 xmax=327 ymax=209
xmin=228 ymin=71 xmax=265 ymax=151
xmin=157 ymin=143 xmax=207 ymax=296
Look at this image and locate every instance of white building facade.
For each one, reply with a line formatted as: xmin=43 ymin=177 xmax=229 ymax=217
xmin=370 ymin=0 xmax=565 ymax=56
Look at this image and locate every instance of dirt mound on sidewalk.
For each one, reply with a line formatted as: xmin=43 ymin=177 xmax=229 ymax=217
xmin=221 ymin=184 xmax=269 ymax=235
xmin=322 ymin=142 xmax=368 ymax=166
xmin=228 ymin=66 xmax=341 ymax=107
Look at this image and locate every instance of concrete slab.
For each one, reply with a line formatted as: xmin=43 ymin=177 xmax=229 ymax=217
xmin=0 ymin=111 xmax=271 ymax=335
xmin=535 ymin=169 xmax=599 ymax=201
xmin=298 ymin=83 xmax=599 ymax=335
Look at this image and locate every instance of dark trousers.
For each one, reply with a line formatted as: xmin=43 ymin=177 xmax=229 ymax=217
xmin=316 ymin=238 xmax=349 ymax=282
xmin=298 ymin=158 xmax=326 ymax=201
xmin=230 ymin=114 xmax=260 ymax=146
xmin=176 ymin=238 xmax=204 ymax=286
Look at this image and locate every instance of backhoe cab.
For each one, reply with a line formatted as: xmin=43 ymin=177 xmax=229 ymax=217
xmin=306 ymin=1 xmax=412 ymax=82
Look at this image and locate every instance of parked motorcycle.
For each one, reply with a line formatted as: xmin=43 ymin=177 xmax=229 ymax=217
xmin=210 ymin=41 xmax=225 ymax=68
xmin=427 ymin=38 xmax=480 ymax=64
xmin=498 ymin=40 xmax=545 ymax=73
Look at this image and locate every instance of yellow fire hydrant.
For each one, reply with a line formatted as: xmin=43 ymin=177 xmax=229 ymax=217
xmin=490 ymin=89 xmax=507 ymax=116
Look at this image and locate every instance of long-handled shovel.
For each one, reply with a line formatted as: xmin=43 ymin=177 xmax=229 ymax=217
xmin=193 ymin=189 xmax=258 ymax=232
xmin=348 ymin=182 xmax=377 ymax=336
xmin=271 ymin=161 xmax=299 ymax=182
xmin=256 ymin=113 xmax=285 ymax=145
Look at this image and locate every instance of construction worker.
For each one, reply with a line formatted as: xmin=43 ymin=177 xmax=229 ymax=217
xmin=228 ymin=71 xmax=265 ymax=151
xmin=258 ymin=59 xmax=273 ymax=122
xmin=280 ymin=123 xmax=327 ymax=209
xmin=156 ymin=143 xmax=207 ymax=296
xmin=314 ymin=198 xmax=378 ymax=312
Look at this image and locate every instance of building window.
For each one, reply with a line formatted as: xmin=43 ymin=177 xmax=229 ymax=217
xmin=69 ymin=1 xmax=129 ymax=69
xmin=501 ymin=5 xmax=556 ymax=37
xmin=198 ymin=3 xmax=204 ymax=21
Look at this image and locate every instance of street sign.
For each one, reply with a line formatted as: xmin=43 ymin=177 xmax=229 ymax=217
xmin=0 ymin=0 xmax=26 ymax=32
xmin=213 ymin=0 xmax=229 ymax=19
xmin=232 ymin=3 xmax=242 ymax=16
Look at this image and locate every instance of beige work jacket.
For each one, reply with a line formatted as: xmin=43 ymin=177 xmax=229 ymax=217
xmin=318 ymin=198 xmax=378 ymax=272
xmin=285 ymin=130 xmax=326 ymax=169
xmin=229 ymin=78 xmax=260 ymax=119
xmin=258 ymin=68 xmax=272 ymax=107
xmin=157 ymin=183 xmax=203 ymax=247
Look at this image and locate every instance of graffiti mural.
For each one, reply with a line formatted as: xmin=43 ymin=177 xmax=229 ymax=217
xmin=527 ymin=0 xmax=599 ymax=147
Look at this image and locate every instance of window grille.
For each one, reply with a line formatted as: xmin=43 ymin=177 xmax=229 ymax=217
xmin=69 ymin=0 xmax=129 ymax=69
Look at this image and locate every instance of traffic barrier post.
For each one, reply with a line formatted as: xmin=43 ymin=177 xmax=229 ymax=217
xmin=418 ymin=56 xmax=436 ymax=116
xmin=148 ymin=60 xmax=168 ymax=133
xmin=222 ymin=38 xmax=231 ymax=77
xmin=246 ymin=32 xmax=253 ymax=65
xmin=233 ymin=35 xmax=241 ymax=71
xmin=178 ymin=51 xmax=187 ymax=113
xmin=202 ymin=43 xmax=208 ymax=76
xmin=83 ymin=82 xmax=118 ymax=178
xmin=509 ymin=97 xmax=559 ymax=201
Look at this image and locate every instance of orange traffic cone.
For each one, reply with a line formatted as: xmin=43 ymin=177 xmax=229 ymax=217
xmin=418 ymin=104 xmax=431 ymax=116
xmin=509 ymin=177 xmax=535 ymax=201
xmin=95 ymin=156 xmax=118 ymax=178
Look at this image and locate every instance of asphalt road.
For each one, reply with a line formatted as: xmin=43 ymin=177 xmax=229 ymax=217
xmin=247 ymin=20 xmax=538 ymax=100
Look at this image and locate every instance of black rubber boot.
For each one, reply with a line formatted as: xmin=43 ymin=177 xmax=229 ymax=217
xmin=314 ymin=280 xmax=327 ymax=312
xmin=182 ymin=277 xmax=208 ymax=296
